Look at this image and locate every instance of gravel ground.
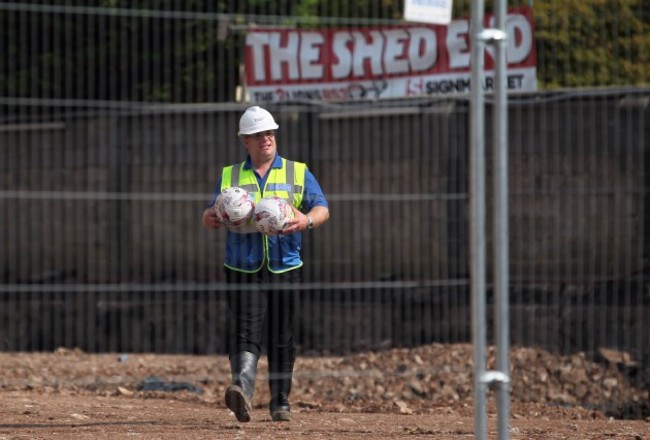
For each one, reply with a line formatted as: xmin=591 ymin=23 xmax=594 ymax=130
xmin=1 ymin=343 xmax=650 ymax=439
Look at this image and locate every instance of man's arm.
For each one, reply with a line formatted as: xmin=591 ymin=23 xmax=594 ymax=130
xmin=203 ymin=177 xmax=224 ymax=229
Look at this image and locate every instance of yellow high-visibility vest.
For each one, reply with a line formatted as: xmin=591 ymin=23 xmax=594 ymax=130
xmin=221 ymin=158 xmax=306 ymax=273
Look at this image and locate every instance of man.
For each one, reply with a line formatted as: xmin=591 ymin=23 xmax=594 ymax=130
xmin=202 ymin=106 xmax=329 ymax=422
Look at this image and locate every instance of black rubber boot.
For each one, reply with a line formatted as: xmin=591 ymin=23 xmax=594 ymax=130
xmin=225 ymin=351 xmax=259 ymax=422
xmin=269 ymin=373 xmax=292 ymax=422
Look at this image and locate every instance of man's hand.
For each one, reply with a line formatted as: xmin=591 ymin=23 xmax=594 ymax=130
xmin=282 ymin=205 xmax=329 ymax=234
xmin=203 ymin=207 xmax=223 ymax=229
xmin=282 ymin=206 xmax=309 ymax=233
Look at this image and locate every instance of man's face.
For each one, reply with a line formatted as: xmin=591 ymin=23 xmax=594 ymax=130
xmin=242 ymin=130 xmax=277 ymax=162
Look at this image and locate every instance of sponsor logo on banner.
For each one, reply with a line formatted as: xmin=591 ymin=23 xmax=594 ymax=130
xmin=242 ymin=7 xmax=536 ymax=103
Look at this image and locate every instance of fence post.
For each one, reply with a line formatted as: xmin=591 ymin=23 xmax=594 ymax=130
xmin=470 ymin=0 xmax=511 ymax=439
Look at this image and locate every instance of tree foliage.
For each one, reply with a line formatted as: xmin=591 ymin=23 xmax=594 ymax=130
xmin=534 ymin=0 xmax=650 ymax=89
xmin=0 ymin=0 xmax=647 ymax=102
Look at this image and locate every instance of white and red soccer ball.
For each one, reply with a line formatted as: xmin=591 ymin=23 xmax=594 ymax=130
xmin=253 ymin=196 xmax=294 ymax=235
xmin=214 ymin=187 xmax=255 ymax=230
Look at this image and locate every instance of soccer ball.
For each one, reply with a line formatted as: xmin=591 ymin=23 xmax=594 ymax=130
xmin=253 ymin=196 xmax=294 ymax=235
xmin=214 ymin=187 xmax=255 ymax=230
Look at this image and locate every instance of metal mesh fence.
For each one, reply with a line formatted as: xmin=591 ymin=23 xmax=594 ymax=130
xmin=1 ymin=0 xmax=650 ymax=420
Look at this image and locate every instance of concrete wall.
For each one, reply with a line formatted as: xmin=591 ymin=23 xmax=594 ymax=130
xmin=1 ymin=91 xmax=649 ymax=354
xmin=3 ymin=94 xmax=647 ymax=284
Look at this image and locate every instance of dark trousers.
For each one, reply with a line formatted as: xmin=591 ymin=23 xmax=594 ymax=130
xmin=225 ymin=267 xmax=300 ymax=377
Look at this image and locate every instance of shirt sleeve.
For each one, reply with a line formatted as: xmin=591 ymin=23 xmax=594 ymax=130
xmin=207 ymin=177 xmax=222 ymax=208
xmin=302 ymin=169 xmax=329 ymax=212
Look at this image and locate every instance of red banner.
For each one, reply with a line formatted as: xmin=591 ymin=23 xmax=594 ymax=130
xmin=243 ymin=7 xmax=536 ymax=102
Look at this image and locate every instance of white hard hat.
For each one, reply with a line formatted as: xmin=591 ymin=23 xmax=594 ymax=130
xmin=238 ymin=106 xmax=279 ymax=136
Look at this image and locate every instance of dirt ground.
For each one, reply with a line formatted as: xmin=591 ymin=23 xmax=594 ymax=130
xmin=1 ymin=344 xmax=650 ymax=439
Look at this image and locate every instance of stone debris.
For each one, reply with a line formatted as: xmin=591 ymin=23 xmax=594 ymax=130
xmin=0 ymin=343 xmax=648 ymax=420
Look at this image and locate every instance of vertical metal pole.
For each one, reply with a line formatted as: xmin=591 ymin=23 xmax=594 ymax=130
xmin=471 ymin=0 xmax=511 ymax=439
xmin=493 ymin=0 xmax=510 ymax=438
xmin=469 ymin=0 xmax=488 ymax=438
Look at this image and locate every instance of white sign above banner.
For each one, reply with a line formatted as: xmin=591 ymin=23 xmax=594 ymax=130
xmin=404 ymin=0 xmax=453 ymax=25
